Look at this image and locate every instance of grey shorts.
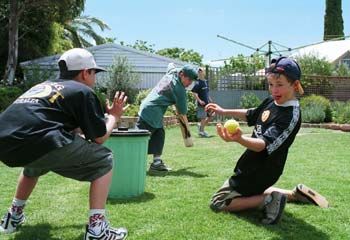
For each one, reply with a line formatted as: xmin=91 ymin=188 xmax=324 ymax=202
xmin=210 ymin=179 xmax=242 ymax=212
xmin=196 ymin=106 xmax=209 ymax=119
xmin=23 ymin=135 xmax=113 ymax=182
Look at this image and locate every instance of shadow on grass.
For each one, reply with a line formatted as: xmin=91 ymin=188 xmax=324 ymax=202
xmin=146 ymin=167 xmax=208 ymax=178
xmin=107 ymin=191 xmax=156 ymax=205
xmin=196 ymin=135 xmax=215 ymax=138
xmin=13 ymin=223 xmax=82 ymax=240
xmin=235 ymin=210 xmax=330 ymax=240
xmin=166 ymin=167 xmax=208 ymax=178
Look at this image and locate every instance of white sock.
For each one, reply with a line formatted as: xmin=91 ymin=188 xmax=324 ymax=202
xmin=153 ymin=156 xmax=161 ymax=163
xmin=10 ymin=198 xmax=26 ymax=216
xmin=88 ymin=209 xmax=107 ymax=235
xmin=89 ymin=209 xmax=106 ymax=220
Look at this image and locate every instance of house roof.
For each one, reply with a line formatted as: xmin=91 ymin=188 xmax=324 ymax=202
xmin=20 ymin=43 xmax=190 ymax=72
xmin=291 ymin=39 xmax=350 ymax=63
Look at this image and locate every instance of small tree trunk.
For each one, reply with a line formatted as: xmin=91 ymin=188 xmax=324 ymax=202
xmin=3 ymin=0 xmax=19 ymax=85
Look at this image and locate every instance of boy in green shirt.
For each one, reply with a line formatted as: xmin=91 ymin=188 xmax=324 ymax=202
xmin=137 ymin=65 xmax=197 ymax=175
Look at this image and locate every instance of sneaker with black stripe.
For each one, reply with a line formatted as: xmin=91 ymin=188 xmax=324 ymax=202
xmin=0 ymin=210 xmax=25 ymax=234
xmin=84 ymin=214 xmax=127 ymax=240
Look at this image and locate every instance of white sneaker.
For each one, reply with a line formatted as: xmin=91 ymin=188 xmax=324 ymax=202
xmin=0 ymin=210 xmax=25 ymax=234
xmin=84 ymin=216 xmax=127 ymax=240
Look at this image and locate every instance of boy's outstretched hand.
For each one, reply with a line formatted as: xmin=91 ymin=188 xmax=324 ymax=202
xmin=205 ymin=103 xmax=224 ymax=115
xmin=216 ymin=123 xmax=242 ymax=142
xmin=106 ymin=91 xmax=128 ymax=119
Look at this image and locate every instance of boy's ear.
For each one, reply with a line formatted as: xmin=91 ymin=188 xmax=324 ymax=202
xmin=293 ymin=80 xmax=304 ymax=95
xmin=75 ymin=69 xmax=88 ymax=83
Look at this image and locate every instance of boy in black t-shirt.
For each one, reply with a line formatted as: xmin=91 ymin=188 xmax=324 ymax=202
xmin=0 ymin=48 xmax=128 ymax=239
xmin=206 ymin=57 xmax=328 ymax=224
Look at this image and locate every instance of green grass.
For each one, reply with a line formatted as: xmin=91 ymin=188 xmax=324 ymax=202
xmin=1 ymin=126 xmax=350 ymax=239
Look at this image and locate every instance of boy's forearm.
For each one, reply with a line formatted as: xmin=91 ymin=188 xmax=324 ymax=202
xmin=192 ymin=92 xmax=201 ymax=102
xmin=94 ymin=114 xmax=118 ymax=144
xmin=236 ymin=135 xmax=266 ymax=152
xmin=222 ymin=109 xmax=248 ymax=121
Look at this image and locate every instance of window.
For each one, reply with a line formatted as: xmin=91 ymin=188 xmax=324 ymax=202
xmin=341 ymin=59 xmax=350 ymax=68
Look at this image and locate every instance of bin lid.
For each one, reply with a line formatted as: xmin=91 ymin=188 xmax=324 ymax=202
xmin=110 ymin=127 xmax=150 ymax=136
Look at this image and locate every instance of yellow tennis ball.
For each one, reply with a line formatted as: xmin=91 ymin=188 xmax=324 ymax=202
xmin=224 ymin=119 xmax=239 ymax=134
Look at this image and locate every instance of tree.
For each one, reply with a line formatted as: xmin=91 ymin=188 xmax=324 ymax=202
xmin=1 ymin=0 xmax=84 ymax=85
xmin=156 ymin=47 xmax=203 ymax=65
xmin=63 ymin=15 xmax=111 ymax=48
xmin=324 ymin=0 xmax=344 ymax=41
xmin=222 ymin=54 xmax=265 ymax=75
xmin=126 ymin=40 xmax=156 ymax=53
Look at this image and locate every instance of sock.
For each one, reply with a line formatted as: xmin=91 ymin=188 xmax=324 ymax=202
xmin=258 ymin=194 xmax=272 ymax=210
xmin=88 ymin=209 xmax=107 ymax=235
xmin=10 ymin=198 xmax=26 ymax=216
xmin=89 ymin=209 xmax=106 ymax=223
xmin=153 ymin=156 xmax=161 ymax=163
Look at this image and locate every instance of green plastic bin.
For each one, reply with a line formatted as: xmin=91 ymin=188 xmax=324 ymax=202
xmin=104 ymin=128 xmax=150 ymax=199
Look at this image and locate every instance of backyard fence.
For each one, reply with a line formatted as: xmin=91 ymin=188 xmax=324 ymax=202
xmin=206 ymin=66 xmax=350 ymax=102
xmin=302 ymin=75 xmax=350 ymax=101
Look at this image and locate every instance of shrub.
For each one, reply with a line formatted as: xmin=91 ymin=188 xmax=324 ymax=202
xmin=0 ymin=87 xmax=23 ymax=112
xmin=135 ymin=89 xmax=151 ymax=105
xmin=103 ymin=56 xmax=140 ymax=104
xmin=302 ymin=104 xmax=326 ymax=123
xmin=240 ymin=92 xmax=262 ymax=108
xmin=300 ymin=94 xmax=332 ymax=122
xmin=123 ymin=104 xmax=139 ymax=117
xmin=186 ymin=91 xmax=197 ymax=122
xmin=94 ymin=88 xmax=107 ymax=112
xmin=331 ymin=101 xmax=350 ymax=124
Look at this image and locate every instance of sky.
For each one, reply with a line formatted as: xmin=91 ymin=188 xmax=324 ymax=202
xmin=83 ymin=0 xmax=350 ymax=64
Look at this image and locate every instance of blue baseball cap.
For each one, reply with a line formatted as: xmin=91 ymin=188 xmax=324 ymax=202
xmin=268 ymin=57 xmax=301 ymax=80
xmin=181 ymin=65 xmax=198 ymax=81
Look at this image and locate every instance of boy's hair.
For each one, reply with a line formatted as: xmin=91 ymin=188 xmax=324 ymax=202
xmin=58 ymin=60 xmax=81 ymax=79
xmin=58 ymin=60 xmax=94 ymax=80
xmin=198 ymin=67 xmax=206 ymax=80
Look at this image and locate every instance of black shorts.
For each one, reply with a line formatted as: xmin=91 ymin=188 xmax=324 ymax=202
xmin=136 ymin=117 xmax=165 ymax=155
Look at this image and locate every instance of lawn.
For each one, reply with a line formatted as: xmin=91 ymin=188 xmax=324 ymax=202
xmin=0 ymin=126 xmax=349 ymax=240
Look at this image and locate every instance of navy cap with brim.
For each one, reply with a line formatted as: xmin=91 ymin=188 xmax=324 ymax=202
xmin=267 ymin=56 xmax=304 ymax=94
xmin=267 ymin=57 xmax=301 ymax=80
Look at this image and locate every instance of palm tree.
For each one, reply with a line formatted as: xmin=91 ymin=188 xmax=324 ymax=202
xmin=63 ymin=15 xmax=111 ymax=48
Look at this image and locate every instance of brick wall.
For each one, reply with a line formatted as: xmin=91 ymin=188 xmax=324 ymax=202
xmin=116 ymin=116 xmax=178 ymax=129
